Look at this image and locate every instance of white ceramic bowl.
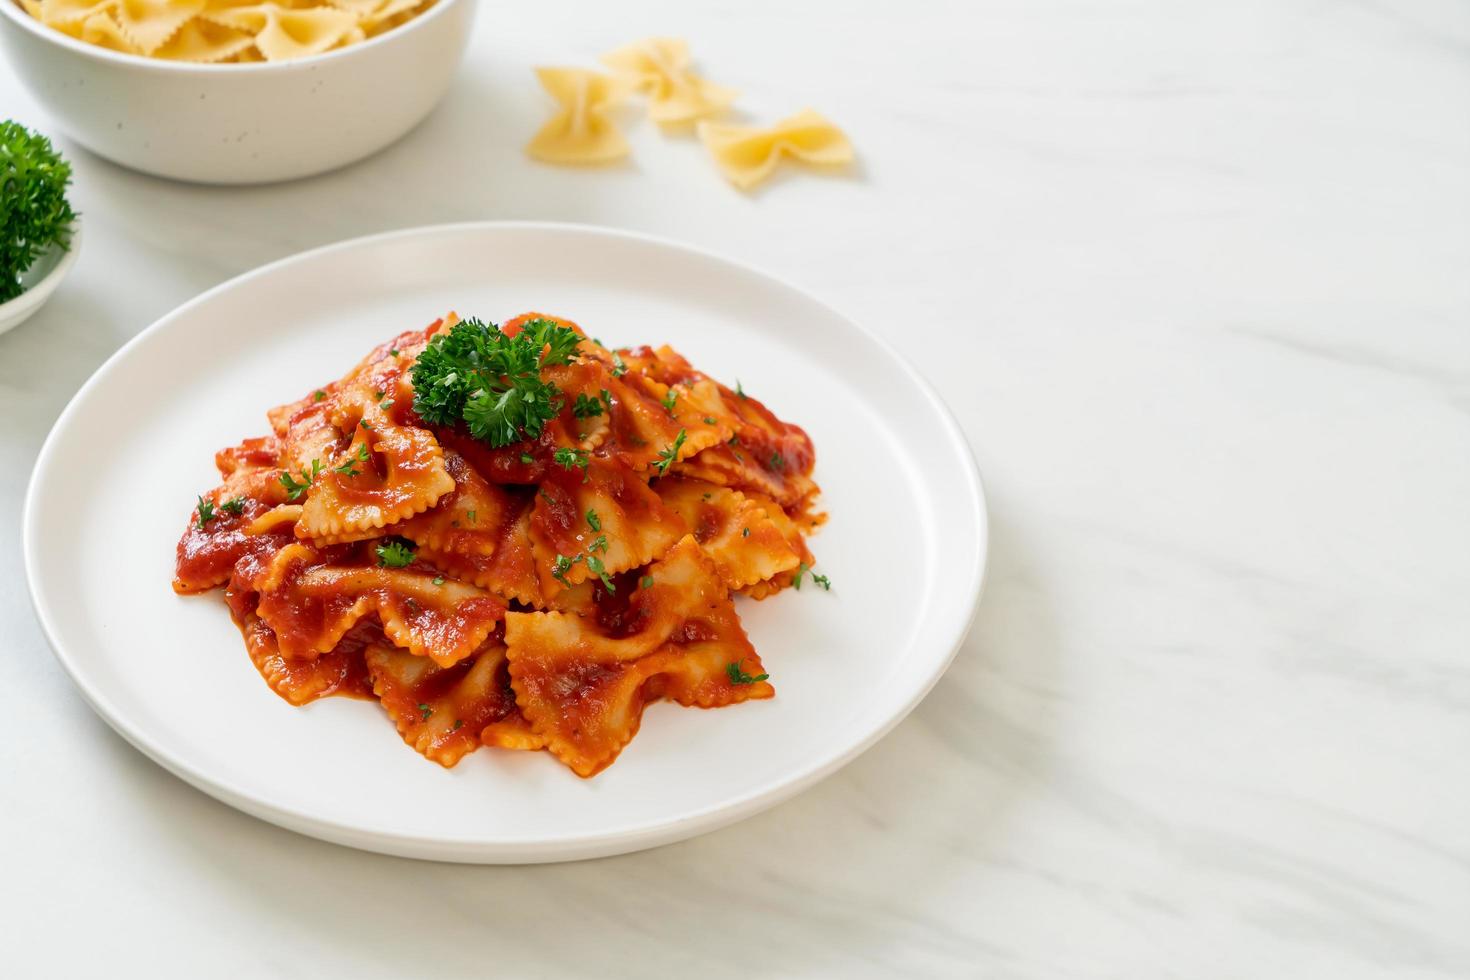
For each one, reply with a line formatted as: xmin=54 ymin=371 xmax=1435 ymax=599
xmin=0 ymin=221 xmax=79 ymax=338
xmin=0 ymin=0 xmax=475 ymax=184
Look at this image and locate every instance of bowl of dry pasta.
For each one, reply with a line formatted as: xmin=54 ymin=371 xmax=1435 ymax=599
xmin=0 ymin=0 xmax=475 ymax=184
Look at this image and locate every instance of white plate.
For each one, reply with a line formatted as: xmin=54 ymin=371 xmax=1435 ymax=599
xmin=24 ymin=223 xmax=987 ymax=863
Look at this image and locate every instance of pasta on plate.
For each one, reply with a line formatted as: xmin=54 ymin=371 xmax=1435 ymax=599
xmin=174 ymin=312 xmax=826 ymax=777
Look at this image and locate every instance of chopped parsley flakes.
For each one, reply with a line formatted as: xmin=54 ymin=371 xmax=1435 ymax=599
xmin=726 ymin=661 xmax=768 ymax=685
xmin=551 ymin=553 xmax=583 ymax=587
xmin=585 ymin=554 xmax=615 ymax=591
xmin=585 ymin=508 xmax=601 ymax=532
xmin=553 ymin=446 xmax=590 ymax=481
xmin=654 ymin=429 xmax=686 ymax=476
xmin=335 ymin=442 xmax=369 ymax=477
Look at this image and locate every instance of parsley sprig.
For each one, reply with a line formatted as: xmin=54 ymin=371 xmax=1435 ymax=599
xmin=572 ymin=392 xmax=604 ymax=418
xmin=411 ymin=317 xmax=582 ymax=447
xmin=726 ymin=661 xmax=769 ymax=685
xmin=793 ymin=563 xmax=832 ymax=591
xmin=654 ymin=429 xmax=686 ymax=476
xmin=195 ymin=496 xmax=216 ymax=530
xmin=1 ymin=122 xmax=76 ymax=304
xmin=376 ymin=539 xmax=416 ymax=568
xmin=279 ymin=459 xmax=322 ymax=501
xmin=335 ymin=442 xmax=369 ymax=477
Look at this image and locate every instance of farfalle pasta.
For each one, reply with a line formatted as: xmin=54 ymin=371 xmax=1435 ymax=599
xmin=17 ymin=0 xmax=437 ymax=62
xmin=174 ymin=311 xmax=827 ymax=777
xmin=524 ymin=67 xmax=632 ymax=165
xmin=698 ymin=108 xmax=855 ymax=190
xmin=601 ymin=36 xmax=737 ymax=124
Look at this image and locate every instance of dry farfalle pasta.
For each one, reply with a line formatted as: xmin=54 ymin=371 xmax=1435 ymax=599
xmin=528 ymin=38 xmax=854 ymax=188
xmin=17 ymin=0 xmax=437 ymax=62
xmin=524 ymin=68 xmax=633 ymax=165
xmin=697 ymin=109 xmax=854 ymax=190
xmin=600 ymin=36 xmax=737 ymax=124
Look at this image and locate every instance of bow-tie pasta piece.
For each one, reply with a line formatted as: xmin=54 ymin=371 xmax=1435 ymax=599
xmin=408 ymin=490 xmax=547 ymax=608
xmin=526 ymin=68 xmax=633 ymax=165
xmin=155 ymin=16 xmax=256 ymax=61
xmin=506 ymin=536 xmax=772 ymax=776
xmin=240 ymin=610 xmax=375 ymax=705
xmin=395 ymin=451 xmax=515 ymax=557
xmin=653 ymin=477 xmax=802 ymax=591
xmin=527 ymin=457 xmax=684 ymax=598
xmin=36 ymin=0 xmax=113 ymax=27
xmin=601 ymin=37 xmax=738 ymax=124
xmin=698 ymin=108 xmax=855 ymax=190
xmin=252 ymin=542 xmax=506 ymax=666
xmin=296 ymin=404 xmax=457 ymax=541
xmin=79 ymin=12 xmax=140 ymax=52
xmin=200 ymin=2 xmax=357 ymax=60
xmin=114 ymin=0 xmax=204 ymax=54
xmin=366 ymin=637 xmax=542 ymax=767
xmin=359 ymin=0 xmax=429 ymax=36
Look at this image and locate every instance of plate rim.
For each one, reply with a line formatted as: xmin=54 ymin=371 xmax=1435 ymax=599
xmin=22 ymin=220 xmax=989 ymax=863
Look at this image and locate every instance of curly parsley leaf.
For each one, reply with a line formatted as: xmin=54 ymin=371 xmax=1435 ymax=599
xmin=195 ymin=496 xmax=216 ymax=530
xmin=573 ymin=392 xmax=604 ymax=418
xmin=375 ymin=539 xmax=416 ymax=568
xmin=410 ymin=317 xmax=582 ymax=448
xmin=219 ymin=497 xmax=247 ymax=516
xmin=279 ymin=459 xmax=321 ymax=501
xmin=0 ymin=121 xmax=76 ymax=304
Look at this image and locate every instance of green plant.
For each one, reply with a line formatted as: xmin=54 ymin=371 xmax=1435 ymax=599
xmin=1 ymin=121 xmax=77 ymax=303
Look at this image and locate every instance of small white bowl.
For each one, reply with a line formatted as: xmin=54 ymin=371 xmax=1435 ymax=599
xmin=0 ymin=221 xmax=80 ymax=338
xmin=0 ymin=0 xmax=476 ymax=184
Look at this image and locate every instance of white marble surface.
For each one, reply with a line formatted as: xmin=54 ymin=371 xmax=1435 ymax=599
xmin=3 ymin=0 xmax=1468 ymax=975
